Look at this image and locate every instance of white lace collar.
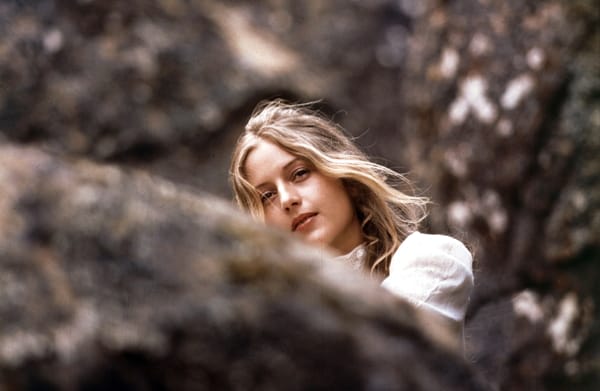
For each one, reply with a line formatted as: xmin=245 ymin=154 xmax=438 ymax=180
xmin=334 ymin=243 xmax=367 ymax=271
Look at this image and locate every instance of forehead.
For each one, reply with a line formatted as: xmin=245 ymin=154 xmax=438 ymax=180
xmin=244 ymin=139 xmax=297 ymax=186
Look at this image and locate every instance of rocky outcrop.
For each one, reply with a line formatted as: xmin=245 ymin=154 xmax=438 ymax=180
xmin=0 ymin=145 xmax=485 ymax=390
xmin=1 ymin=0 xmax=598 ymax=389
xmin=396 ymin=1 xmax=599 ymax=389
xmin=0 ymin=0 xmax=403 ymax=195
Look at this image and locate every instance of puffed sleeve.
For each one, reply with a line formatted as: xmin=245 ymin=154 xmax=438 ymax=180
xmin=380 ymin=232 xmax=474 ymax=343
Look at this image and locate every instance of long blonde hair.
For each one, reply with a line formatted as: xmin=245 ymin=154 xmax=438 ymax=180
xmin=229 ymin=100 xmax=428 ymax=275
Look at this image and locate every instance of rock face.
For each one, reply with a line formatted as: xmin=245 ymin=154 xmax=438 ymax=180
xmin=1 ymin=0 xmax=598 ymax=390
xmin=396 ymin=2 xmax=599 ymax=390
xmin=0 ymin=145 xmax=485 ymax=390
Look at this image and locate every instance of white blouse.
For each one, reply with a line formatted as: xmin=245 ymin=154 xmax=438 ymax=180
xmin=336 ymin=232 xmax=474 ymax=347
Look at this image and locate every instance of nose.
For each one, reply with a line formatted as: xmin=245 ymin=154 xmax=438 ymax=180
xmin=278 ymin=184 xmax=300 ymax=212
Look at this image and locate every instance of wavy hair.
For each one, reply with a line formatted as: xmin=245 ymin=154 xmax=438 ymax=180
xmin=229 ymin=99 xmax=428 ymax=276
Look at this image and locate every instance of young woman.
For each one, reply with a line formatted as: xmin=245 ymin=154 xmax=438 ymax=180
xmin=229 ymin=99 xmax=473 ymax=344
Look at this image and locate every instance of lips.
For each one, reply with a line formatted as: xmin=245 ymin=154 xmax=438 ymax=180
xmin=291 ymin=212 xmax=318 ymax=232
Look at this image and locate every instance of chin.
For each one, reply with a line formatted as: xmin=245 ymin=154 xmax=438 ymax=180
xmin=303 ymin=234 xmax=328 ymax=248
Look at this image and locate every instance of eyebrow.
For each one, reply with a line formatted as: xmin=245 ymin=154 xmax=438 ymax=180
xmin=254 ymin=157 xmax=304 ymax=189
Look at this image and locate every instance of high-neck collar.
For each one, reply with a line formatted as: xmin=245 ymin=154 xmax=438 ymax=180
xmin=334 ymin=243 xmax=367 ymax=271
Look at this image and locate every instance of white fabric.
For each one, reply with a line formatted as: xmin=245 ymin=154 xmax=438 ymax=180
xmin=334 ymin=243 xmax=367 ymax=271
xmin=335 ymin=232 xmax=474 ymax=346
xmin=381 ymin=232 xmax=473 ymax=324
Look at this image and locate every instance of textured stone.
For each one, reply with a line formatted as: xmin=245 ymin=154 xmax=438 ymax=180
xmin=1 ymin=0 xmax=598 ymax=389
xmin=397 ymin=1 xmax=599 ymax=389
xmin=0 ymin=145 xmax=486 ymax=390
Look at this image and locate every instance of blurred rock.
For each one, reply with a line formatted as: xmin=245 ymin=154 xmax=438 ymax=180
xmin=0 ymin=144 xmax=486 ymax=390
xmin=0 ymin=0 xmax=405 ymax=195
xmin=397 ymin=1 xmax=599 ymax=389
xmin=1 ymin=0 xmax=598 ymax=389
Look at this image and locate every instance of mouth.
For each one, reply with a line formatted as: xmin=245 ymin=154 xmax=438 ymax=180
xmin=291 ymin=212 xmax=318 ymax=232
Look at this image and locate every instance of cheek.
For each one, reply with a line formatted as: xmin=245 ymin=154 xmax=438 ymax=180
xmin=333 ymin=195 xmax=354 ymax=223
xmin=263 ymin=207 xmax=288 ymax=229
xmin=323 ymin=181 xmax=354 ymax=213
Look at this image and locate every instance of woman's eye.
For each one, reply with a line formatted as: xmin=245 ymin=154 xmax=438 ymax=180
xmin=261 ymin=191 xmax=276 ymax=203
xmin=293 ymin=168 xmax=310 ymax=180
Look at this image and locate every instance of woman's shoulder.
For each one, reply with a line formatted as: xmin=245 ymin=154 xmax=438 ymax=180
xmin=391 ymin=231 xmax=472 ymax=271
xmin=382 ymin=231 xmax=474 ymax=325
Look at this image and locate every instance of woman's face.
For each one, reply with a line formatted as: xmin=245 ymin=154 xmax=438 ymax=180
xmin=244 ymin=139 xmax=363 ymax=255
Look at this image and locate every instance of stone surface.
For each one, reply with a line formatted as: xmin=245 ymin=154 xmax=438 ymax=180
xmin=1 ymin=0 xmax=598 ymax=389
xmin=0 ymin=145 xmax=485 ymax=390
xmin=396 ymin=2 xmax=599 ymax=389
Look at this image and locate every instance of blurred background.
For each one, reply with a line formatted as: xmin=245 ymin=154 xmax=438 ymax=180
xmin=1 ymin=0 xmax=598 ymax=389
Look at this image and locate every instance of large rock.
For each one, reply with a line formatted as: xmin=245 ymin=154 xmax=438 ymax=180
xmin=1 ymin=0 xmax=598 ymax=389
xmin=0 ymin=145 xmax=486 ymax=390
xmin=396 ymin=1 xmax=599 ymax=389
xmin=0 ymin=0 xmax=403 ymax=195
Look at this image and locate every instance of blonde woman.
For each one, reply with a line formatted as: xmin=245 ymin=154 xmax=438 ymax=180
xmin=229 ymin=99 xmax=473 ymax=345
